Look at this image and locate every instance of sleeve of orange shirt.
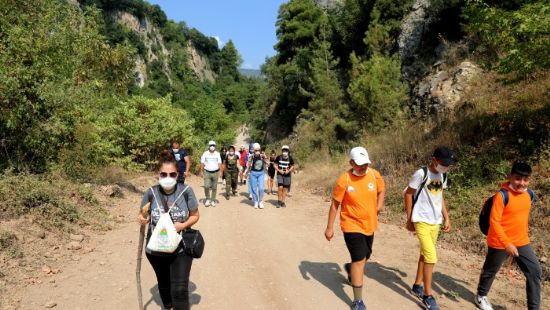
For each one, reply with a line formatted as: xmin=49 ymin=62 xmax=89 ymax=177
xmin=489 ymin=192 xmax=512 ymax=248
xmin=332 ymin=172 xmax=347 ymax=203
xmin=374 ymin=170 xmax=385 ymax=193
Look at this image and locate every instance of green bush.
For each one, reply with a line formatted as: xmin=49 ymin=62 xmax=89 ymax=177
xmin=348 ymin=53 xmax=408 ymax=129
xmin=0 ymin=231 xmax=23 ymax=259
xmin=464 ymin=1 xmax=550 ymax=77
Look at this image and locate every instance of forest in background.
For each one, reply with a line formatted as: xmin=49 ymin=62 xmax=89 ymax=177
xmin=0 ymin=0 xmax=549 ymax=279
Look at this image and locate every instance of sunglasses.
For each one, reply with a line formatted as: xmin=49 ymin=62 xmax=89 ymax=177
xmin=159 ymin=172 xmax=178 ymax=178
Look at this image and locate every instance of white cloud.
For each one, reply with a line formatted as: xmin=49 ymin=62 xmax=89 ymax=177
xmin=213 ymin=36 xmax=224 ymax=47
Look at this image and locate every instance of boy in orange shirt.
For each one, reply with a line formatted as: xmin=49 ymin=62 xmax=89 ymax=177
xmin=475 ymin=161 xmax=541 ymax=310
xmin=325 ymin=147 xmax=385 ymax=310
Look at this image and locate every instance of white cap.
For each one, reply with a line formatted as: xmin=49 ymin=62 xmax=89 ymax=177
xmin=253 ymin=143 xmax=261 ymax=150
xmin=350 ymin=146 xmax=371 ymax=165
xmin=208 ymin=140 xmax=216 ymax=146
xmin=281 ymin=145 xmax=290 ymax=151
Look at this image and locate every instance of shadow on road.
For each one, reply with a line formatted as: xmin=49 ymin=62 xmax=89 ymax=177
xmin=298 ymin=261 xmax=353 ymax=305
xmin=144 ymin=281 xmax=201 ymax=309
xmin=432 ymin=271 xmax=476 ymax=306
xmin=365 ymin=262 xmax=423 ymax=307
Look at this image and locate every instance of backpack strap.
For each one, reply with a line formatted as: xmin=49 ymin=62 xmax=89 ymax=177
xmin=498 ymin=188 xmax=509 ymax=207
xmin=412 ymin=167 xmax=429 ymax=206
xmin=527 ymin=188 xmax=536 ymax=205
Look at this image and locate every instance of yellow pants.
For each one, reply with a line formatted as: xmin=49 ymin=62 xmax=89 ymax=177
xmin=414 ymin=222 xmax=440 ymax=264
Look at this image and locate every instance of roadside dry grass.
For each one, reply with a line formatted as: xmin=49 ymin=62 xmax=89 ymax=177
xmin=300 ymin=70 xmax=550 ymax=281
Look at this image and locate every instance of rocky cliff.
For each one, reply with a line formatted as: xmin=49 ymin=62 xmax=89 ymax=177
xmin=109 ymin=10 xmax=215 ymax=87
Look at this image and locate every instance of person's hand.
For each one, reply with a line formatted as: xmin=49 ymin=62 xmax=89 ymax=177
xmin=406 ymin=220 xmax=415 ymax=232
xmin=185 ymin=171 xmax=190 ymax=178
xmin=443 ymin=219 xmax=451 ymax=232
xmin=505 ymin=244 xmax=519 ymax=257
xmin=138 ymin=213 xmax=149 ymax=225
xmin=199 ymin=171 xmax=204 ymax=178
xmin=325 ymin=227 xmax=334 ymax=241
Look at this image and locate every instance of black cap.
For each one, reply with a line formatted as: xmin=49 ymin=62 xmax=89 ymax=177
xmin=511 ymin=161 xmax=532 ymax=176
xmin=433 ymin=146 xmax=456 ymax=166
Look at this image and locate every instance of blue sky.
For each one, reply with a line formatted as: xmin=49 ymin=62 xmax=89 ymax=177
xmin=148 ymin=0 xmax=287 ymax=70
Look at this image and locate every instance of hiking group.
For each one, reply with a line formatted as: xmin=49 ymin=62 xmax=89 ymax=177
xmin=137 ymin=141 xmax=541 ymax=310
xmin=325 ymin=146 xmax=541 ymax=310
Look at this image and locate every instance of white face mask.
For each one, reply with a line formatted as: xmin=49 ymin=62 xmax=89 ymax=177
xmin=209 ymin=146 xmax=215 ymax=152
xmin=351 ymin=169 xmax=366 ymax=176
xmin=228 ymin=151 xmax=234 ymax=156
xmin=435 ymin=164 xmax=449 ymax=174
xmin=282 ymin=151 xmax=289 ymax=157
xmin=159 ymin=177 xmax=177 ymax=191
xmin=172 ymin=148 xmax=179 ymax=153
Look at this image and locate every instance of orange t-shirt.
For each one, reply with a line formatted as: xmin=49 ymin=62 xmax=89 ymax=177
xmin=487 ymin=182 xmax=532 ymax=249
xmin=332 ymin=169 xmax=385 ymax=235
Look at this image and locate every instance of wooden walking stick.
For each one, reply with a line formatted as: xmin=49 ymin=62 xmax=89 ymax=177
xmin=136 ymin=202 xmax=150 ymax=310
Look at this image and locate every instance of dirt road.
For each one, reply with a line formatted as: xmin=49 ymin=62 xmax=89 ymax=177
xmin=13 ymin=170 xmax=546 ymax=310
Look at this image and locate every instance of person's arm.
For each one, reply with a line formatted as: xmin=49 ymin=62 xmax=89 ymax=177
xmin=404 ymin=187 xmax=416 ymax=232
xmin=441 ymin=197 xmax=451 ymax=232
xmin=199 ymin=153 xmax=205 ymax=177
xmin=220 ymin=159 xmax=226 ymax=176
xmin=184 ymin=155 xmax=190 ymax=177
xmin=376 ymin=188 xmax=385 ymax=215
xmin=174 ymin=209 xmax=199 ymax=232
xmin=137 ymin=189 xmax=151 ymax=224
xmin=490 ymin=193 xmax=517 ymax=256
xmin=325 ymin=198 xmax=341 ymax=241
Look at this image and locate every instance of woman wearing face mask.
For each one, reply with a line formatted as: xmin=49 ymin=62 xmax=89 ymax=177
xmin=246 ymin=143 xmax=267 ymax=209
xmin=138 ymin=150 xmax=200 ymax=310
xmin=267 ymin=150 xmax=277 ymax=195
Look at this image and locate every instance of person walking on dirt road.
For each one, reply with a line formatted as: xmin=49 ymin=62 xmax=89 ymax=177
xmin=267 ymin=150 xmax=277 ymax=195
xmin=239 ymin=145 xmax=247 ymax=184
xmin=274 ymin=145 xmax=295 ymax=208
xmin=404 ymin=146 xmax=455 ymax=310
xmin=221 ymin=145 xmax=241 ymax=200
xmin=474 ymin=161 xmax=541 ymax=310
xmin=246 ymin=143 xmax=267 ymax=209
xmin=200 ymin=140 xmax=222 ymax=207
xmin=171 ymin=141 xmax=190 ymax=184
xmin=325 ymin=146 xmax=385 ymax=310
xmin=137 ymin=150 xmax=200 ymax=310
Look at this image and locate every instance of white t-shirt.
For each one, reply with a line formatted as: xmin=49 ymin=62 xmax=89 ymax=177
xmin=201 ymin=151 xmax=222 ymax=172
xmin=408 ymin=168 xmax=447 ymax=224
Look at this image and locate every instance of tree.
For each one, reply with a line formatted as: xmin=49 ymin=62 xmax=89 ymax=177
xmin=218 ymin=40 xmax=242 ymax=80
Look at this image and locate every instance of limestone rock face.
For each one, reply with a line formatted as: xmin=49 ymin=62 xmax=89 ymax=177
xmin=110 ymin=10 xmax=215 ymax=86
xmin=412 ymin=61 xmax=481 ymax=113
xmin=398 ymin=0 xmax=432 ymax=64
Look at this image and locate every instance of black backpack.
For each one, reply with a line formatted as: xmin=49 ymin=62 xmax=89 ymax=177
xmin=479 ymin=188 xmax=536 ymax=235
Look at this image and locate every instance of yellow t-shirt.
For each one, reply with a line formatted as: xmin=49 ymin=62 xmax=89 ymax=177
xmin=332 ymin=169 xmax=385 ymax=235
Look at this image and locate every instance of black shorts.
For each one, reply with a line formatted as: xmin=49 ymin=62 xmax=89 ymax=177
xmin=277 ymin=174 xmax=291 ymax=188
xmin=268 ymin=166 xmax=276 ymax=179
xmin=344 ymin=233 xmax=374 ymax=262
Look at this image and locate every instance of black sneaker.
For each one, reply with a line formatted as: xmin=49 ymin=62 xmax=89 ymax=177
xmin=276 ymin=201 xmax=281 ymax=208
xmin=411 ymin=284 xmax=424 ymax=299
xmin=344 ymin=263 xmax=352 ymax=284
xmin=422 ymin=295 xmax=440 ymax=310
xmin=280 ymin=202 xmax=287 ymax=208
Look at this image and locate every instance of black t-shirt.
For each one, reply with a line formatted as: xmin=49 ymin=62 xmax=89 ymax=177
xmin=275 ymin=155 xmax=294 ymax=175
xmin=172 ymin=149 xmax=188 ymax=175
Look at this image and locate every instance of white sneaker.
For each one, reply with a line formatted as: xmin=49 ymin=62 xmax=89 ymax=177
xmin=249 ymin=194 xmax=253 ymax=200
xmin=205 ymin=199 xmax=211 ymax=207
xmin=211 ymin=201 xmax=216 ymax=207
xmin=259 ymin=202 xmax=265 ymax=209
xmin=475 ymin=295 xmax=493 ymax=310
xmin=253 ymin=202 xmax=259 ymax=209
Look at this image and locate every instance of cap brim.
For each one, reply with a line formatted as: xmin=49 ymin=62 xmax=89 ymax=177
xmin=439 ymin=158 xmax=454 ymax=166
xmin=353 ymin=158 xmax=371 ymax=165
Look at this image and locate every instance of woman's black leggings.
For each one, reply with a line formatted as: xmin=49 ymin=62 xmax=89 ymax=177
xmin=146 ymin=251 xmax=193 ymax=310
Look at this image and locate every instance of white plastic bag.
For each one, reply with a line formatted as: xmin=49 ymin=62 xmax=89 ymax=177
xmin=146 ymin=213 xmax=182 ymax=253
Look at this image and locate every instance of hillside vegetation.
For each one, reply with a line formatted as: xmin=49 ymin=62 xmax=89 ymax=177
xmin=254 ymin=0 xmax=549 ymax=280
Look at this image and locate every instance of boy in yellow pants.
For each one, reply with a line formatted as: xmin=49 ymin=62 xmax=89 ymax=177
xmin=404 ymin=146 xmax=456 ymax=310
